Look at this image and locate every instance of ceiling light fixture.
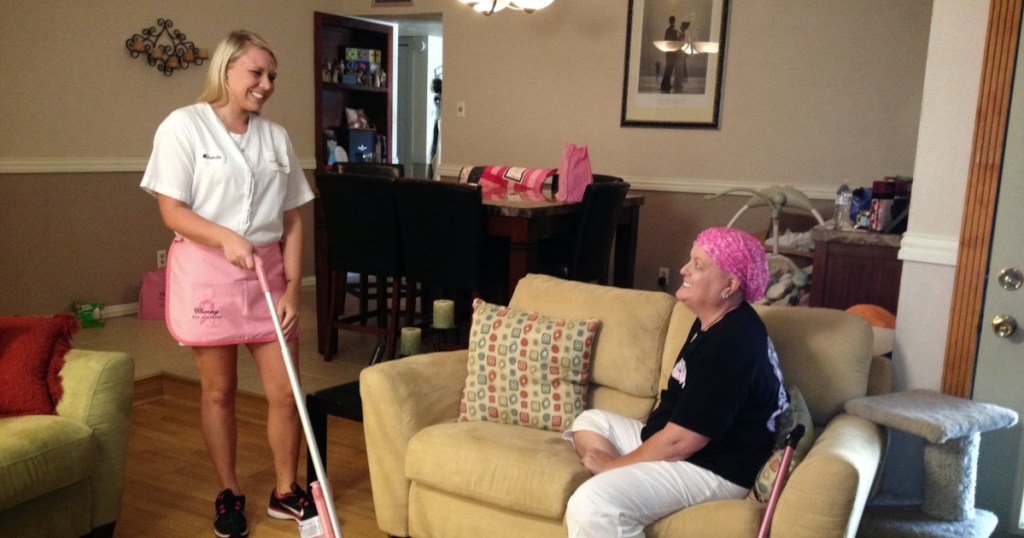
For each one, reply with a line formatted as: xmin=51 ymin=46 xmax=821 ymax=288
xmin=458 ymin=0 xmax=555 ymax=15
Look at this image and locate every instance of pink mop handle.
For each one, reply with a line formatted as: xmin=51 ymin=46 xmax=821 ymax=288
xmin=756 ymin=424 xmax=805 ymax=538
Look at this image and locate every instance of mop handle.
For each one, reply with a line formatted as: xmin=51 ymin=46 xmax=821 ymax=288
xmin=253 ymin=254 xmax=343 ymax=537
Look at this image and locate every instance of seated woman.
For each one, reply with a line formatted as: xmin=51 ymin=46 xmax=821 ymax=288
xmin=564 ymin=227 xmax=787 ymax=537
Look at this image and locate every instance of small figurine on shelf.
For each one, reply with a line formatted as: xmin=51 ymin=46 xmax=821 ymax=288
xmin=379 ymin=69 xmax=387 ymax=88
xmin=321 ymin=59 xmax=332 ymax=82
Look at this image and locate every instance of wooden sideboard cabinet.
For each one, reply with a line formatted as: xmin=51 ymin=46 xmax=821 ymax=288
xmin=809 ymin=228 xmax=903 ymax=314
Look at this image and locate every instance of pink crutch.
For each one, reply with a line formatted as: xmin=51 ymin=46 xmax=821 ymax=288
xmin=756 ymin=423 xmax=806 ymax=538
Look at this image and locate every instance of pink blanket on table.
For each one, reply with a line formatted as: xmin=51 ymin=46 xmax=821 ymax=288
xmin=459 ymin=165 xmax=556 ymax=192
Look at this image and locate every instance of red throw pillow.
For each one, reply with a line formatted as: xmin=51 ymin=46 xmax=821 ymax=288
xmin=0 ymin=313 xmax=79 ymax=417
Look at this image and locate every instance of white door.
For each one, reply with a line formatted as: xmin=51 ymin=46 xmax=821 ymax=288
xmin=973 ymin=21 xmax=1024 ymax=537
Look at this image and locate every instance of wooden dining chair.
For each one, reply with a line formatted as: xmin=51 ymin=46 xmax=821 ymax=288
xmin=550 ymin=172 xmax=624 ymax=194
xmin=540 ymin=181 xmax=631 ymax=285
xmin=326 ymin=163 xmax=406 ymax=329
xmin=316 ymin=173 xmax=404 ymax=362
xmin=395 ymin=178 xmax=502 ymax=340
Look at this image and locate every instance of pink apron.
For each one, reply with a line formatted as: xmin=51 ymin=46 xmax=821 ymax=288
xmin=165 ymin=237 xmax=288 ymax=346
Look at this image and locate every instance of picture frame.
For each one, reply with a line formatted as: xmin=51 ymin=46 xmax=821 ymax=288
xmin=620 ymin=0 xmax=731 ymax=129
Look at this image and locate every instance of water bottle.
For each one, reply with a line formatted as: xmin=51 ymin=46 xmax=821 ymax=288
xmin=834 ymin=182 xmax=852 ymax=230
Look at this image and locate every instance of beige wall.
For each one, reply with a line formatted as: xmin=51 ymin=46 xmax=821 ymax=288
xmin=0 ymin=0 xmax=932 ymax=315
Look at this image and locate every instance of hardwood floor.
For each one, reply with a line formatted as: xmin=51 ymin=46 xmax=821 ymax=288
xmin=117 ymin=376 xmax=387 ymax=538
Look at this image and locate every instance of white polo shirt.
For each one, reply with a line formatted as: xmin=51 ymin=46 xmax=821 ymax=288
xmin=140 ymin=103 xmax=314 ymax=245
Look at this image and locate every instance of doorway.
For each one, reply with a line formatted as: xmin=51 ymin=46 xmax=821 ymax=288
xmin=374 ymin=14 xmax=443 ymax=178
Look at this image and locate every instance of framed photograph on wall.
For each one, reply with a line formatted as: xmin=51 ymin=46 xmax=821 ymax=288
xmin=621 ymin=0 xmax=731 ymax=129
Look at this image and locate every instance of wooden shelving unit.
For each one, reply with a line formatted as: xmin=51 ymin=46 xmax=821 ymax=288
xmin=314 ymin=12 xmax=393 ymax=169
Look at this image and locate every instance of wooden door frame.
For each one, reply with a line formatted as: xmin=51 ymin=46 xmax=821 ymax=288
xmin=943 ymin=0 xmax=1024 ymax=397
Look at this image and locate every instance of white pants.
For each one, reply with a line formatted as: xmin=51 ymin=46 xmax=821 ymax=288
xmin=564 ymin=409 xmax=747 ymax=538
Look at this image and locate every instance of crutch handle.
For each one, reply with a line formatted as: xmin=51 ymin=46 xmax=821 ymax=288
xmin=785 ymin=424 xmax=806 ymax=449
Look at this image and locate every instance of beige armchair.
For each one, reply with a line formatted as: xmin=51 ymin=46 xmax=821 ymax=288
xmin=361 ymin=274 xmax=890 ymax=537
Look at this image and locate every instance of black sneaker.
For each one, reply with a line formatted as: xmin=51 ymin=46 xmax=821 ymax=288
xmin=267 ymin=483 xmax=316 ymax=522
xmin=214 ymin=489 xmax=248 ymax=538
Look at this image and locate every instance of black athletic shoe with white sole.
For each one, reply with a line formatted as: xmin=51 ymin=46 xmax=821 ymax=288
xmin=214 ymin=489 xmax=248 ymax=538
xmin=267 ymin=483 xmax=316 ymax=523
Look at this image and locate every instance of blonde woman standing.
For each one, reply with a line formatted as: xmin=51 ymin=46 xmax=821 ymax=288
xmin=141 ymin=30 xmax=315 ymax=538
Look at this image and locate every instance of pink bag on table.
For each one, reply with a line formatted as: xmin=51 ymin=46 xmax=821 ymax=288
xmin=165 ymin=237 xmax=289 ymax=346
xmin=556 ymin=143 xmax=593 ymax=203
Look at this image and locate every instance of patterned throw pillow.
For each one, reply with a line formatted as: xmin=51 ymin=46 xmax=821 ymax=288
xmin=458 ymin=299 xmax=599 ymax=432
xmin=748 ymin=385 xmax=815 ymax=502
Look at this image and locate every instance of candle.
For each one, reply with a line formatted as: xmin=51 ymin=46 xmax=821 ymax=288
xmin=400 ymin=327 xmax=422 ymax=357
xmin=433 ymin=299 xmax=455 ymax=329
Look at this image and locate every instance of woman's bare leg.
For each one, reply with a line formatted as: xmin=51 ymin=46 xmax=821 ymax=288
xmin=249 ymin=340 xmax=302 ymax=494
xmin=194 ymin=345 xmax=241 ymax=494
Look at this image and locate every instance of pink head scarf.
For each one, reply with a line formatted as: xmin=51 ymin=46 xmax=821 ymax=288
xmin=694 ymin=227 xmax=769 ymax=302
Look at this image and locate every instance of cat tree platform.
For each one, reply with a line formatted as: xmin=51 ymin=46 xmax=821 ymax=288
xmin=845 ymin=389 xmax=1018 ymax=538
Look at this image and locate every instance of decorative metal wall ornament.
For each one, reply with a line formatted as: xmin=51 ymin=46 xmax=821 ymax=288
xmin=126 ymin=19 xmax=208 ymax=76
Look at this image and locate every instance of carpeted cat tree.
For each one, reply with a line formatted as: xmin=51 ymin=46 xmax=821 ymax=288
xmin=845 ymin=389 xmax=1018 ymax=537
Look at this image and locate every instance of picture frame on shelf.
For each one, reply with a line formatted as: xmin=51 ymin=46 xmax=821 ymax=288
xmin=620 ymin=0 xmax=731 ymax=129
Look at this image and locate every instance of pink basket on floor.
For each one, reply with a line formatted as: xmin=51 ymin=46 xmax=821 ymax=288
xmin=138 ymin=268 xmax=166 ymax=320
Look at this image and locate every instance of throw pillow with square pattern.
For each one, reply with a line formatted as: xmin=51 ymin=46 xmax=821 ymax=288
xmin=748 ymin=385 xmax=815 ymax=502
xmin=458 ymin=299 xmax=599 ymax=432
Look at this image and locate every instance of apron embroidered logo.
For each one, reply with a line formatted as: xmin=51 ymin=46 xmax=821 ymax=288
xmin=194 ymin=300 xmax=223 ymax=326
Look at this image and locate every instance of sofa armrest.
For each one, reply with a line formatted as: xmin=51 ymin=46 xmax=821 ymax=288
xmin=360 ymin=350 xmax=467 ymax=537
xmin=772 ymin=413 xmax=884 ymax=538
xmin=55 ymin=349 xmax=134 ymax=529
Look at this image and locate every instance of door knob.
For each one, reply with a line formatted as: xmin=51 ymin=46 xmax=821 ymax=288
xmin=997 ymin=268 xmax=1023 ymax=290
xmin=992 ymin=315 xmax=1017 ymax=338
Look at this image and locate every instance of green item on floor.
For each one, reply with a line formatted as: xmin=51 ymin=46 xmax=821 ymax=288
xmin=71 ymin=301 xmax=105 ymax=328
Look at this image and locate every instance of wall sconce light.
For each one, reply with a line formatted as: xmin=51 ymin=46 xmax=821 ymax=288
xmin=126 ymin=19 xmax=208 ymax=76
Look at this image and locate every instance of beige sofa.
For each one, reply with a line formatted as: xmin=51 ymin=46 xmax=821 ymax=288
xmin=0 ymin=350 xmax=134 ymax=537
xmin=361 ymin=274 xmax=891 ymax=537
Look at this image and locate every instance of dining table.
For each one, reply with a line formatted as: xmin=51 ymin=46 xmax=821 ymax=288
xmin=312 ymin=181 xmax=644 ymax=353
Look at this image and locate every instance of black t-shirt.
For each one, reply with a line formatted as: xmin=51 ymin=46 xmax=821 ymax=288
xmin=641 ymin=302 xmax=782 ymax=488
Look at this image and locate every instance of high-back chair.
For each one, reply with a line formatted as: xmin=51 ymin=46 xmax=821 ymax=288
xmin=550 ymin=172 xmax=624 ymax=194
xmin=395 ymin=178 xmax=491 ymax=336
xmin=336 ymin=162 xmax=404 ymax=178
xmin=327 ymin=163 xmax=406 ymax=329
xmin=316 ymin=173 xmax=403 ymax=362
xmin=569 ymin=181 xmax=631 ymax=284
xmin=542 ymin=180 xmax=631 ymax=285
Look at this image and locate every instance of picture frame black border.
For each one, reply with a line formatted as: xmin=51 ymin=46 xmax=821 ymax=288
xmin=620 ymin=0 xmax=731 ymax=129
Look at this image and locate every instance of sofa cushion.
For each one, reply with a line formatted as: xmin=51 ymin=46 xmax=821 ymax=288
xmin=0 ymin=314 xmax=79 ymax=417
xmin=509 ymin=275 xmax=677 ymax=419
xmin=406 ymin=421 xmax=589 ymax=519
xmin=459 ymin=299 xmax=599 ymax=432
xmin=0 ymin=415 xmax=99 ymax=511
xmin=754 ymin=306 xmax=873 ymax=425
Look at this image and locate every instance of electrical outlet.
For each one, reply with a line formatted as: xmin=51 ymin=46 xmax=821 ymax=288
xmin=157 ymin=249 xmax=167 ymax=268
xmin=658 ymin=267 xmax=670 ymax=288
